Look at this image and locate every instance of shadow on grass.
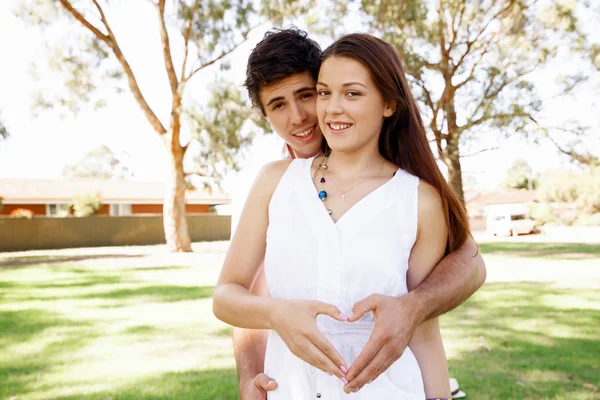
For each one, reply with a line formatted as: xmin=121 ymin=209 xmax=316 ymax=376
xmin=445 ymin=282 xmax=600 ymax=399
xmin=53 ymin=368 xmax=239 ymax=400
xmin=82 ymin=285 xmax=215 ymax=303
xmin=33 ymin=275 xmax=125 ymax=289
xmin=0 ymin=309 xmax=100 ymax=399
xmin=478 ymin=242 xmax=600 ymax=260
xmin=0 ymin=254 xmax=146 ymax=269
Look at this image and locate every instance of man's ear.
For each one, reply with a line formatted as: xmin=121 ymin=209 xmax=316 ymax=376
xmin=383 ymin=100 xmax=396 ymax=118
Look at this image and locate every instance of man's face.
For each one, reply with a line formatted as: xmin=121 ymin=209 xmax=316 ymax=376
xmin=259 ymin=72 xmax=324 ymax=158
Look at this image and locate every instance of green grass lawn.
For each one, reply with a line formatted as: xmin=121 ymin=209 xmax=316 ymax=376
xmin=1 ymin=242 xmax=599 ymax=400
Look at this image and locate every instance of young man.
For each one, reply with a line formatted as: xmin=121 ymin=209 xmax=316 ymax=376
xmin=232 ymin=28 xmax=486 ymax=399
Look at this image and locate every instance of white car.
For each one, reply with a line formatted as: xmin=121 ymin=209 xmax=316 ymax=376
xmin=486 ymin=205 xmax=537 ymax=237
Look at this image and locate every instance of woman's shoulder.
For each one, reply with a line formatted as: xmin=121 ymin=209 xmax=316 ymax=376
xmin=257 ymin=159 xmax=294 ymax=180
xmin=250 ymin=159 xmax=295 ymax=196
xmin=417 ymin=180 xmax=443 ymax=219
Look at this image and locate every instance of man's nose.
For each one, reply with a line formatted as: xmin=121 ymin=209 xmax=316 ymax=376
xmin=290 ymin=101 xmax=307 ymax=124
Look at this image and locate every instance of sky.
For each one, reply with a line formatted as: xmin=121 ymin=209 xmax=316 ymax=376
xmin=0 ymin=0 xmax=598 ymax=195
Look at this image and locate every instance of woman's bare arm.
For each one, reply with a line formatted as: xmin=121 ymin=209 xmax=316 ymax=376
xmin=407 ymin=181 xmax=451 ymax=398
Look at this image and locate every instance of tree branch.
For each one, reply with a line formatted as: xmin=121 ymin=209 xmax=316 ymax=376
xmin=468 ymin=65 xmax=537 ymax=123
xmin=186 ymin=23 xmax=263 ymax=81
xmin=180 ymin=0 xmax=201 ymax=81
xmin=156 ymin=0 xmax=179 ymax=94
xmin=449 ymin=1 xmax=466 ymax=51
xmin=437 ymin=0 xmax=448 ymax=60
xmin=454 ymin=31 xmax=498 ymax=90
xmin=58 ymin=0 xmax=109 ymax=43
xmin=452 ymin=1 xmax=514 ymax=74
xmin=74 ymin=0 xmax=167 ymax=135
xmin=461 ymin=145 xmax=500 ymax=157
xmin=545 ymin=131 xmax=599 ymax=165
xmin=460 ymin=111 xmax=536 ymax=133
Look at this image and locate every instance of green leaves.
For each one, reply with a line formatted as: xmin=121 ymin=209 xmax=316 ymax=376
xmin=72 ymin=191 xmax=103 ymax=217
xmin=184 ymin=80 xmax=268 ymax=186
xmin=0 ymin=113 xmax=8 ymax=141
xmin=501 ymin=159 xmax=538 ymax=190
xmin=62 ymin=145 xmax=132 ymax=179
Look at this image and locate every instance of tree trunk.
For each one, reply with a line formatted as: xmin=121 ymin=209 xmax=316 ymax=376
xmin=446 ymin=142 xmax=465 ymax=204
xmin=443 ymin=93 xmax=465 ymax=205
xmin=163 ymin=127 xmax=192 ymax=252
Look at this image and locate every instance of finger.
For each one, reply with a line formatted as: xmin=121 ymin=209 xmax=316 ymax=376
xmin=312 ymin=301 xmax=348 ymax=321
xmin=298 ymin=340 xmax=349 ymax=385
xmin=253 ymin=373 xmax=278 ymax=391
xmin=348 ymin=294 xmax=379 ymax=322
xmin=309 ymin=330 xmax=348 ymax=378
xmin=345 ymin=330 xmax=384 ymax=381
xmin=344 ymin=345 xmax=391 ymax=394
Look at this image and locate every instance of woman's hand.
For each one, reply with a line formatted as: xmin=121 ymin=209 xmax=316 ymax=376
xmin=271 ymin=299 xmax=350 ymax=382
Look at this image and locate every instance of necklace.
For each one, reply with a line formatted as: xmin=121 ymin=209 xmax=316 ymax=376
xmin=312 ymin=152 xmax=330 ymax=184
xmin=315 ymin=155 xmax=387 ymax=219
xmin=330 ymin=159 xmax=385 ymax=202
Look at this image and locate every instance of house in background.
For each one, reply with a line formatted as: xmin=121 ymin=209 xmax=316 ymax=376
xmin=466 ymin=189 xmax=538 ymax=232
xmin=0 ymin=178 xmax=230 ymax=217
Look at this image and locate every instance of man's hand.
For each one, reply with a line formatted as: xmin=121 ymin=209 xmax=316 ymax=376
xmin=240 ymin=373 xmax=278 ymax=400
xmin=271 ymin=299 xmax=350 ymax=382
xmin=343 ymin=293 xmax=422 ymax=394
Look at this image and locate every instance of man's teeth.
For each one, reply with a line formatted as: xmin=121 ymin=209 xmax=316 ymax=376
xmin=329 ymin=123 xmax=352 ymax=130
xmin=294 ymin=126 xmax=314 ymax=138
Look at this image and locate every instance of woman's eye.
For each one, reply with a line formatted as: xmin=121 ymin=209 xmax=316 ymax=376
xmin=347 ymin=91 xmax=360 ymax=97
xmin=317 ymin=90 xmax=329 ymax=96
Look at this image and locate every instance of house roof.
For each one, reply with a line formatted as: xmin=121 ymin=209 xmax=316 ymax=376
xmin=467 ymin=189 xmax=538 ymax=207
xmin=0 ymin=178 xmax=230 ymax=205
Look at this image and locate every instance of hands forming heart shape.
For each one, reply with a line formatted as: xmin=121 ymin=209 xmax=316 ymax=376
xmin=269 ymin=293 xmax=420 ymax=395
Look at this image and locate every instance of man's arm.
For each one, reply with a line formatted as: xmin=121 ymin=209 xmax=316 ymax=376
xmin=409 ymin=235 xmax=486 ymax=323
xmin=343 ymin=234 xmax=486 ymax=392
xmin=232 ymin=266 xmax=277 ymax=399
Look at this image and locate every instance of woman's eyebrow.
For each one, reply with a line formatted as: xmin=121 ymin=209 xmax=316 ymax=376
xmin=316 ymin=81 xmax=367 ymax=88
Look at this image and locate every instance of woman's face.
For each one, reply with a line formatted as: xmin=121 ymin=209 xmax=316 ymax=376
xmin=316 ymin=56 xmax=394 ymax=154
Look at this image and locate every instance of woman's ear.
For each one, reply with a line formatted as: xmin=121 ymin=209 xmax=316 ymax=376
xmin=383 ymin=100 xmax=396 ymax=117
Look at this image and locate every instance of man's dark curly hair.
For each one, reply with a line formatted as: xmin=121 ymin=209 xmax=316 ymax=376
xmin=244 ymin=27 xmax=322 ymax=115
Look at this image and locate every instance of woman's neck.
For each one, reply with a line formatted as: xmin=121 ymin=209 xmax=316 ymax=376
xmin=326 ymin=146 xmax=386 ymax=180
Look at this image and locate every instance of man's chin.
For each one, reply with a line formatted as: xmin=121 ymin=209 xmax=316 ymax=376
xmin=290 ymin=143 xmax=322 ymax=159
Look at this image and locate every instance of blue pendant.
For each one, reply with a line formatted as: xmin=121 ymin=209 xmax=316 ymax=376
xmin=318 ymin=190 xmax=328 ymax=201
xmin=320 ymin=177 xmax=326 ymax=183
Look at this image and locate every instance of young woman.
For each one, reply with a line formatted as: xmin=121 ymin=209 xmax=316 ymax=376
xmin=213 ymin=33 xmax=470 ymax=399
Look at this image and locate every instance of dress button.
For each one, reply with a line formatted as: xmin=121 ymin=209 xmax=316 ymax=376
xmin=316 ymin=394 xmax=321 ymax=398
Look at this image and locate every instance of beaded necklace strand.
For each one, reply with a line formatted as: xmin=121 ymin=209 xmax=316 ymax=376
xmin=315 ymin=152 xmax=386 ymax=219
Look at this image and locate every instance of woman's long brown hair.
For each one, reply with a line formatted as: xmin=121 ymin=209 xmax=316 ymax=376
xmin=321 ymin=34 xmax=470 ymax=253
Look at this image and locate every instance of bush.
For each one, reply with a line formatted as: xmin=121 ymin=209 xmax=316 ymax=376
xmin=574 ymin=213 xmax=600 ymax=226
xmin=10 ymin=208 xmax=34 ymax=219
xmin=529 ymin=203 xmax=553 ymax=225
xmin=72 ymin=192 xmax=103 ymax=217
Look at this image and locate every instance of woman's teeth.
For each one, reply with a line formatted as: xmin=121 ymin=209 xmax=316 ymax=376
xmin=329 ymin=123 xmax=352 ymax=130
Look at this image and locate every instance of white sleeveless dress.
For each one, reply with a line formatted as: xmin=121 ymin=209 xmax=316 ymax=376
xmin=263 ymin=157 xmax=425 ymax=399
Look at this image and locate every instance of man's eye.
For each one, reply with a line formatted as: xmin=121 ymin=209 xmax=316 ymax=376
xmin=301 ymin=93 xmax=314 ymax=99
xmin=272 ymin=103 xmax=284 ymax=110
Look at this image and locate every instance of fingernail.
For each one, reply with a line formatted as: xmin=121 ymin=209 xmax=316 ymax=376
xmin=327 ymin=371 xmax=332 ymax=376
xmin=266 ymin=380 xmax=274 ymax=387
xmin=353 ymin=387 xmax=359 ymax=393
xmin=340 ymin=365 xmax=348 ymax=374
xmin=341 ymin=377 xmax=349 ymax=384
xmin=367 ymin=379 xmax=373 ymax=384
xmin=340 ymin=312 xmax=349 ymax=321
